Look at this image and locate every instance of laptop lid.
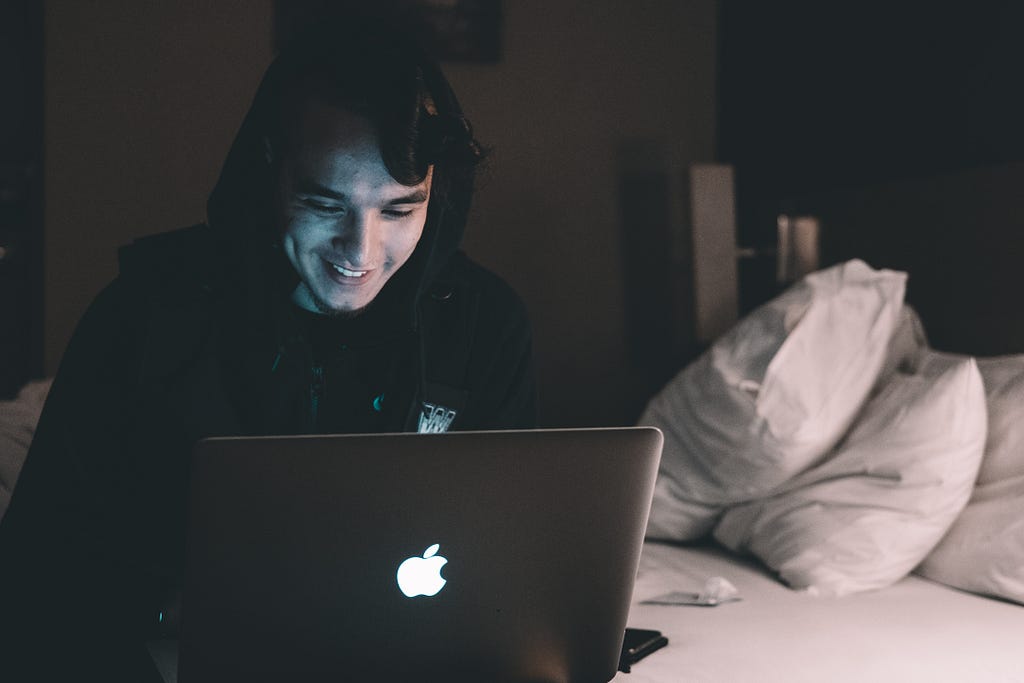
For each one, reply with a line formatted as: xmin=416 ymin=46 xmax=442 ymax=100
xmin=179 ymin=427 xmax=662 ymax=682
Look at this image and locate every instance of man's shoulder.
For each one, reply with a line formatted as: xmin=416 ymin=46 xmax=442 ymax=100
xmin=118 ymin=223 xmax=216 ymax=274
xmin=116 ymin=224 xmax=220 ymax=298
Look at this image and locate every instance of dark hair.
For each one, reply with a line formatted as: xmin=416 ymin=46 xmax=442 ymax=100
xmin=271 ymin=18 xmax=486 ymax=223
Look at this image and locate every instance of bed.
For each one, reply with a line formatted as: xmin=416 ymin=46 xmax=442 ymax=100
xmin=613 ymin=541 xmax=1024 ymax=682
xmin=620 ymin=161 xmax=1024 ymax=682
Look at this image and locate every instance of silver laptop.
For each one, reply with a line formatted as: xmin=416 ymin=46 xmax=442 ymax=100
xmin=178 ymin=427 xmax=662 ymax=682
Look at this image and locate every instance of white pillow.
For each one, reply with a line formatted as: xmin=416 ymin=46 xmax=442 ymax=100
xmin=916 ymin=355 xmax=1024 ymax=604
xmin=641 ymin=260 xmax=906 ymax=541
xmin=714 ymin=351 xmax=987 ymax=596
xmin=973 ymin=356 xmax=1024 ymax=485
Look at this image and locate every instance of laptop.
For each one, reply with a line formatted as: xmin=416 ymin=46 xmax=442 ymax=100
xmin=178 ymin=427 xmax=662 ymax=682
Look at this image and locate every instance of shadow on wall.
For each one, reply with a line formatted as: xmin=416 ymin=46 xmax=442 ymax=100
xmin=446 ymin=1 xmax=718 ymax=426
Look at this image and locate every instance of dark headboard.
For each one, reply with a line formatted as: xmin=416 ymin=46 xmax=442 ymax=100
xmin=784 ymin=162 xmax=1024 ymax=356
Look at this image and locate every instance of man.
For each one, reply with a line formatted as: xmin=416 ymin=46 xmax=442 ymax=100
xmin=0 ymin=16 xmax=535 ymax=681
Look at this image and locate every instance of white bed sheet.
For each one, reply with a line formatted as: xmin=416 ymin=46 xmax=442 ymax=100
xmin=613 ymin=541 xmax=1024 ymax=683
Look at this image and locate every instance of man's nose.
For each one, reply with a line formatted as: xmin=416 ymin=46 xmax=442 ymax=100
xmin=331 ymin=211 xmax=374 ymax=265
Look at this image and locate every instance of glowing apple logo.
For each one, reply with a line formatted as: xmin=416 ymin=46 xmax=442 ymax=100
xmin=396 ymin=543 xmax=448 ymax=597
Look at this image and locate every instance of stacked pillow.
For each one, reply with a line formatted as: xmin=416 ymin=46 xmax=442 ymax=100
xmin=641 ymin=260 xmax=907 ymax=540
xmin=915 ymin=356 xmax=1024 ymax=604
xmin=640 ymin=259 xmax=1016 ymax=599
xmin=713 ymin=351 xmax=986 ymax=596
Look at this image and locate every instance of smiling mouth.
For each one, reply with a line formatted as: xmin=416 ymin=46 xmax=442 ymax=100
xmin=330 ymin=262 xmax=368 ymax=278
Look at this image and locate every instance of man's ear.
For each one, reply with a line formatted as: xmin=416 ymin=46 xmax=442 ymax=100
xmin=263 ymin=136 xmax=275 ymax=165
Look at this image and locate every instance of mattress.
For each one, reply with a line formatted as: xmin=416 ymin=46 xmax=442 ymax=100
xmin=613 ymin=541 xmax=1024 ymax=683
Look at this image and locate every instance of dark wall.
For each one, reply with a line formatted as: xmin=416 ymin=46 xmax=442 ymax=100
xmin=43 ymin=1 xmax=274 ymax=374
xmin=718 ymin=0 xmax=1024 ymax=312
xmin=799 ymin=163 xmax=1024 ymax=356
xmin=0 ymin=0 xmax=43 ymax=397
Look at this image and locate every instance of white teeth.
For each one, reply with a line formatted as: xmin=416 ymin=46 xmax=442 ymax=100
xmin=331 ymin=263 xmax=367 ymax=278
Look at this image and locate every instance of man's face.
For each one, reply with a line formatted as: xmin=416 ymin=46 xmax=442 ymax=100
xmin=275 ymin=101 xmax=433 ymax=316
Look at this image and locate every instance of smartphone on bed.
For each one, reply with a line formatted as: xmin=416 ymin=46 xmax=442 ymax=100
xmin=619 ymin=627 xmax=669 ymax=672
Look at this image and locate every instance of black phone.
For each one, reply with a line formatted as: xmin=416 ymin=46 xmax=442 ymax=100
xmin=618 ymin=627 xmax=669 ymax=673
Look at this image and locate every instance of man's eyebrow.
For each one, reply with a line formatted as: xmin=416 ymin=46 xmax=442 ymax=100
xmin=385 ymin=189 xmax=429 ymax=205
xmin=293 ymin=180 xmax=428 ymax=205
xmin=294 ymin=179 xmax=345 ymax=200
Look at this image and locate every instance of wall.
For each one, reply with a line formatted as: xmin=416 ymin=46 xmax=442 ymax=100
xmin=447 ymin=1 xmax=717 ymax=425
xmin=0 ymin=0 xmax=43 ymax=397
xmin=43 ymin=0 xmax=275 ymax=371
xmin=718 ymin=0 xmax=1024 ymax=316
xmin=43 ymin=1 xmax=717 ymax=427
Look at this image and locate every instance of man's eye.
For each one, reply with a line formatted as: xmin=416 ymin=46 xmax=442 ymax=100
xmin=382 ymin=209 xmax=414 ymax=219
xmin=302 ymin=200 xmax=345 ymax=214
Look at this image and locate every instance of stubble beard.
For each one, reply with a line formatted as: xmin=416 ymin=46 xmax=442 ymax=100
xmin=305 ymin=281 xmax=374 ymax=319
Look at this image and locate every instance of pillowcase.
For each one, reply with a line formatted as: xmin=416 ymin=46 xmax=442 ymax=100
xmin=916 ymin=355 xmax=1024 ymax=604
xmin=713 ymin=351 xmax=987 ymax=596
xmin=641 ymin=260 xmax=906 ymax=541
xmin=973 ymin=356 xmax=1024 ymax=485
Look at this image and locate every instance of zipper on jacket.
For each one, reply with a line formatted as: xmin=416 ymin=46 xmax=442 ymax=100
xmin=310 ymin=364 xmax=325 ymax=429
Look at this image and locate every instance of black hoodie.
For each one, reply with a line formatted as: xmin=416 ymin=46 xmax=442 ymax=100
xmin=0 ymin=31 xmax=535 ymax=682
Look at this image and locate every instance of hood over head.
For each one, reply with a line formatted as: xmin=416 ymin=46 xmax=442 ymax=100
xmin=206 ymin=15 xmax=485 ymax=330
